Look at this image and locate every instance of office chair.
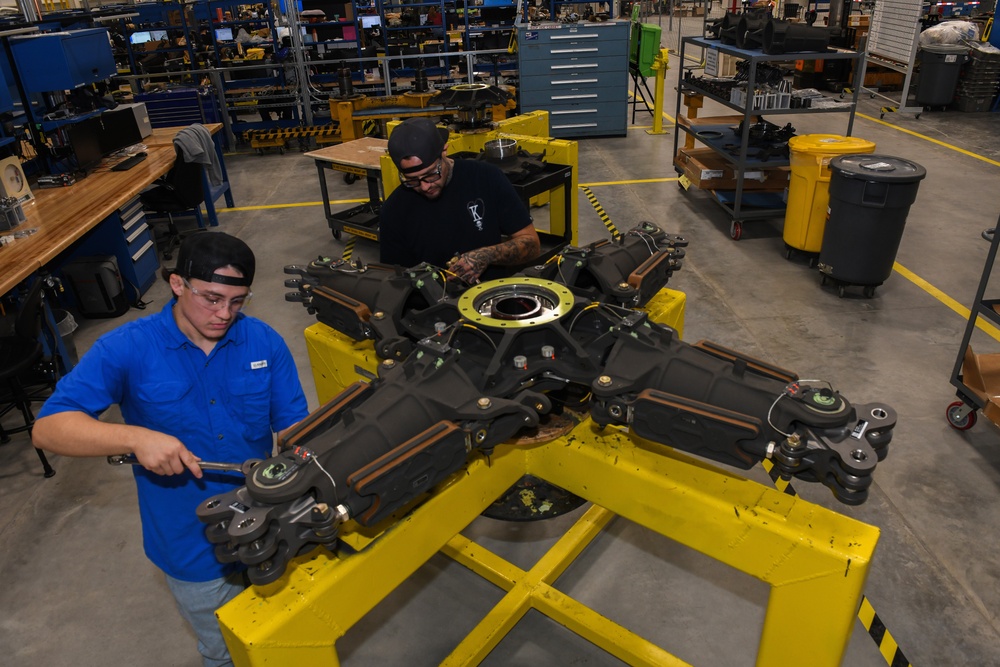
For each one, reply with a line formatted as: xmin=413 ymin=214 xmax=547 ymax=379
xmin=140 ymin=143 xmax=206 ymax=260
xmin=0 ymin=280 xmax=57 ymax=478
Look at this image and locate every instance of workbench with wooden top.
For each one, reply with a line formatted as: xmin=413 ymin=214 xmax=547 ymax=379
xmin=0 ymin=123 xmax=232 ymax=300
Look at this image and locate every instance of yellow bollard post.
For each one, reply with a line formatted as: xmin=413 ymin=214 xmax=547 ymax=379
xmin=646 ymin=48 xmax=671 ymax=136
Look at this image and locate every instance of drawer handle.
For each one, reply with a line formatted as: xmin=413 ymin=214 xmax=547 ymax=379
xmin=550 ymin=109 xmax=598 ymax=115
xmin=550 ymin=48 xmax=599 ymax=54
xmin=552 ymin=78 xmax=599 ymax=85
xmin=551 ymin=94 xmax=598 ymax=100
xmin=122 ymin=211 xmax=145 ymax=232
xmin=550 ymin=33 xmax=599 ymax=40
xmin=126 ymin=222 xmax=149 ymax=245
xmin=131 ymin=239 xmax=154 ymax=263
xmin=552 ymin=123 xmax=600 ymax=129
xmin=550 ymin=63 xmax=599 ymax=70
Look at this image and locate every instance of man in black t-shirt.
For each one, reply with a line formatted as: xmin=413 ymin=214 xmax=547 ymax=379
xmin=379 ymin=118 xmax=540 ymax=283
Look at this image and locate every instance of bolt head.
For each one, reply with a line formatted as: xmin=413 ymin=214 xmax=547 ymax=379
xmin=477 ymin=397 xmax=492 ymax=409
xmin=597 ymin=375 xmax=612 ymax=387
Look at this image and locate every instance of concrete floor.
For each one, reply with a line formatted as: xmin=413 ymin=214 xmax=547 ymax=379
xmin=3 ymin=16 xmax=1000 ymax=667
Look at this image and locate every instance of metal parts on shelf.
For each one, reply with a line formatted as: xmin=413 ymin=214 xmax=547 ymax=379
xmin=723 ymin=118 xmax=796 ymax=160
xmin=707 ymin=11 xmax=834 ymax=54
xmin=198 ymin=223 xmax=897 ymax=585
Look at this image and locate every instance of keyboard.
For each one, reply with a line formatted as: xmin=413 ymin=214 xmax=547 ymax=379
xmin=111 ymin=153 xmax=147 ymax=171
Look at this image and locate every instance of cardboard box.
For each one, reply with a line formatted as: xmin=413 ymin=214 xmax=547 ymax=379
xmin=961 ymin=346 xmax=1000 ymax=425
xmin=847 ymin=14 xmax=870 ymax=27
xmin=674 ymin=147 xmax=789 ymax=191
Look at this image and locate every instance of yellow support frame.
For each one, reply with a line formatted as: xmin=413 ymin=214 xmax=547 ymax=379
xmin=218 ymin=421 xmax=879 ymax=666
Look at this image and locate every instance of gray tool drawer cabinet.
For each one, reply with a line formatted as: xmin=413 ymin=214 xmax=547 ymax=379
xmin=517 ymin=22 xmax=629 ymax=138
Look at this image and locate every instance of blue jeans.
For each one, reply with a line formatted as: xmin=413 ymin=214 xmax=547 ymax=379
xmin=164 ymin=571 xmax=246 ymax=667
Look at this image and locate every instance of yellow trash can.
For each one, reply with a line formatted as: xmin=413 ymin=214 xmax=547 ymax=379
xmin=783 ymin=134 xmax=876 ymax=256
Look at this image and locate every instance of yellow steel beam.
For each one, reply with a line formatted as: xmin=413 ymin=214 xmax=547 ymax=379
xmin=441 ymin=507 xmax=689 ymax=667
xmin=526 ymin=426 xmax=879 ymax=666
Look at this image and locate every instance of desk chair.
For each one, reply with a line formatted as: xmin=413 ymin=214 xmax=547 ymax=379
xmin=0 ymin=280 xmax=57 ymax=478
xmin=140 ymin=143 xmax=207 ymax=260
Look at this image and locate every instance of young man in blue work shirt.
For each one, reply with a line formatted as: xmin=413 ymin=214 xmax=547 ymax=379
xmin=33 ymin=232 xmax=309 ymax=667
xmin=379 ymin=117 xmax=540 ymax=283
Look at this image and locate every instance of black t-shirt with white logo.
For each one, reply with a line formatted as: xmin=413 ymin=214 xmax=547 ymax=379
xmin=379 ymin=159 xmax=533 ymax=280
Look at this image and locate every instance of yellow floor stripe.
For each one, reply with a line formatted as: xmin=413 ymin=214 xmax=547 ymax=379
xmin=856 ymin=113 xmax=1000 ymax=169
xmin=580 ymin=178 xmax=678 ymax=187
xmin=892 ymin=262 xmax=1000 ymax=343
xmin=213 ymin=199 xmax=367 ymax=212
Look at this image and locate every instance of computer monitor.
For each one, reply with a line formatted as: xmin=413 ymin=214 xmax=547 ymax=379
xmin=129 ymin=31 xmax=152 ymax=44
xmin=149 ymin=30 xmax=168 ymax=42
xmin=361 ymin=15 xmax=381 ymax=29
xmin=215 ymin=27 xmax=234 ymax=41
xmin=67 ymin=117 xmax=105 ymax=173
xmin=98 ymin=111 xmax=143 ymax=155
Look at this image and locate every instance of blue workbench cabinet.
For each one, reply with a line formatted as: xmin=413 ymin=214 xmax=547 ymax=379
xmin=9 ymin=28 xmax=116 ymax=93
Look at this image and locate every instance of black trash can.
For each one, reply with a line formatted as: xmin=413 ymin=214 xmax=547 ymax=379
xmin=818 ymin=155 xmax=927 ymax=297
xmin=916 ymin=44 xmax=969 ymax=107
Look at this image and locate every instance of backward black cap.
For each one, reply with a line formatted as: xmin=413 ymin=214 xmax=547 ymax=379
xmin=387 ymin=117 xmax=449 ymax=174
xmin=169 ymin=232 xmax=255 ymax=286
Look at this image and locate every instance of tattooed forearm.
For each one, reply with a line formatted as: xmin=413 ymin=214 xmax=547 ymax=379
xmin=449 ymin=231 xmax=541 ymax=283
xmin=483 ymin=235 xmax=540 ymax=266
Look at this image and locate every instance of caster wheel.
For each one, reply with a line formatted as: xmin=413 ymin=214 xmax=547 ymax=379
xmin=784 ymin=247 xmax=793 ymax=260
xmin=863 ymin=285 xmax=876 ymax=298
xmin=344 ymin=173 xmax=358 ymax=185
xmin=915 ymin=113 xmax=921 ymax=120
xmin=838 ymin=284 xmax=846 ymax=298
xmin=870 ymin=92 xmax=876 ymax=99
xmin=821 ymin=274 xmax=828 ymax=287
xmin=730 ymin=221 xmax=743 ymax=241
xmin=946 ymin=401 xmax=977 ymax=430
xmin=332 ymin=228 xmax=342 ymax=240
xmin=839 ymin=91 xmax=845 ymax=99
xmin=808 ymin=256 xmax=818 ymax=268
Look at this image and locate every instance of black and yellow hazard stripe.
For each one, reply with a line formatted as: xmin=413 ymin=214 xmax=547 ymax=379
xmin=244 ymin=125 xmax=339 ymax=141
xmin=858 ymin=596 xmax=912 ymax=667
xmin=579 ymin=185 xmax=621 ymax=240
xmin=760 ymin=458 xmax=797 ymax=497
xmin=362 ymin=119 xmax=378 ymax=136
xmin=759 ymin=459 xmax=911 ymax=667
xmin=341 ymin=235 xmax=356 ymax=262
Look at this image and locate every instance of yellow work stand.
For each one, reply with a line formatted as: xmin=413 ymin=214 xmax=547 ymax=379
xmin=220 ymin=287 xmax=878 ymax=665
xmin=218 ymin=423 xmax=878 ymax=666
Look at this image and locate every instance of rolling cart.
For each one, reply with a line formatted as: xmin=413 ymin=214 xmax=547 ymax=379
xmin=946 ymin=209 xmax=1000 ymax=431
xmin=304 ymin=137 xmax=388 ymax=242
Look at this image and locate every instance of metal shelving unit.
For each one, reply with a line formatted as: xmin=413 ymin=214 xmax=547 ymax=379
xmin=672 ymin=35 xmax=864 ymax=240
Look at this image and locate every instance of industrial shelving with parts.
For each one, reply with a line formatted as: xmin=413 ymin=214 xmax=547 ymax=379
xmin=672 ymin=35 xmax=863 ymax=241
xmin=113 ymin=1 xmax=200 ymax=79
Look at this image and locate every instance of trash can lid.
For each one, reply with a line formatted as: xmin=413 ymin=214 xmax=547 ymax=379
xmin=789 ymin=134 xmax=877 ymax=153
xmin=920 ymin=43 xmax=970 ymax=55
xmin=829 ymin=155 xmax=927 ymax=183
